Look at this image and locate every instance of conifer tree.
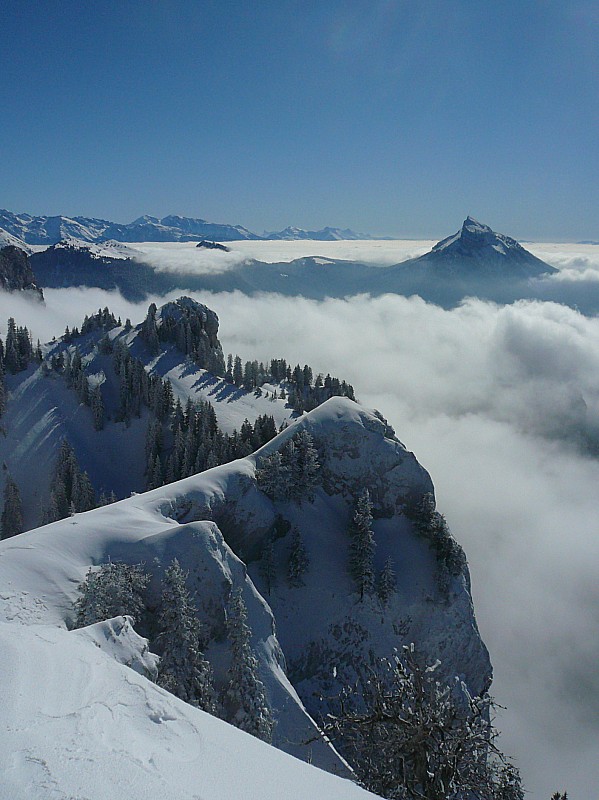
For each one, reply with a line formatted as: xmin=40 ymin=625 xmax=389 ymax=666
xmin=1 ymin=475 xmax=23 ymax=539
xmin=377 ymin=557 xmax=396 ymax=606
xmin=74 ymin=561 xmax=150 ymax=628
xmin=287 ymin=528 xmax=309 ymax=587
xmin=90 ymin=385 xmax=105 ymax=431
xmin=156 ymin=559 xmax=218 ymax=713
xmin=232 ymin=355 xmax=243 ymax=387
xmin=289 ymin=429 xmax=320 ymax=502
xmin=349 ymin=489 xmax=376 ymax=600
xmin=46 ymin=439 xmax=96 ymax=521
xmin=255 ymin=450 xmax=289 ymax=500
xmin=224 ymin=588 xmax=274 ymax=742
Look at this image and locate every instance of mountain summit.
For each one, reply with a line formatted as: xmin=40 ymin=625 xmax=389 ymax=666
xmin=411 ymin=216 xmax=556 ymax=278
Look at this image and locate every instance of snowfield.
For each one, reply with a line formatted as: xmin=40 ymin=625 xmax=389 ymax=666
xmin=0 ymin=619 xmax=376 ymax=800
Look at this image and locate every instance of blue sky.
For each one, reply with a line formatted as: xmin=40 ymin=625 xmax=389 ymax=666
xmin=1 ymin=0 xmax=597 ymax=239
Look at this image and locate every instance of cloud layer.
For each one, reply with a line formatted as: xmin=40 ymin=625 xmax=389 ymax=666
xmin=1 ymin=271 xmax=598 ymax=797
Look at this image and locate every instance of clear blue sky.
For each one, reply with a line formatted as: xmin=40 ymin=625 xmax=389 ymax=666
xmin=1 ymin=0 xmax=597 ymax=239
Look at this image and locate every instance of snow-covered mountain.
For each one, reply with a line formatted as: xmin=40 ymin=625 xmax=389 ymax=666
xmin=385 ymin=216 xmax=556 ymax=279
xmin=0 ymin=209 xmax=261 ymax=244
xmin=265 ymin=226 xmax=378 ymax=241
xmin=0 ymin=228 xmax=33 ymax=252
xmin=0 ymin=208 xmax=385 ymax=245
xmin=412 ymin=217 xmax=557 ymax=278
xmin=0 ymin=295 xmax=491 ymax=797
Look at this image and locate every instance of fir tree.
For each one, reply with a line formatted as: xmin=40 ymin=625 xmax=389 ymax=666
xmin=90 ymin=385 xmax=105 ymax=431
xmin=46 ymin=439 xmax=96 ymax=521
xmin=156 ymin=559 xmax=218 ymax=713
xmin=349 ymin=488 xmax=376 ymax=600
xmin=377 ymin=557 xmax=396 ymax=606
xmin=1 ymin=475 xmax=23 ymax=539
xmin=288 ymin=429 xmax=320 ymax=502
xmin=287 ymin=528 xmax=309 ymax=587
xmin=74 ymin=561 xmax=150 ymax=628
xmin=255 ymin=450 xmax=289 ymax=500
xmin=232 ymin=355 xmax=243 ymax=387
xmin=224 ymin=588 xmax=274 ymax=742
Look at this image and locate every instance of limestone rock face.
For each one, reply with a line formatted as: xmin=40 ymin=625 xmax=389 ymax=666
xmin=0 ymin=246 xmax=44 ymax=300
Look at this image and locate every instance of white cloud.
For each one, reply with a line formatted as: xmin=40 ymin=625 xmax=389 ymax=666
xmin=128 ymin=239 xmax=436 ymax=275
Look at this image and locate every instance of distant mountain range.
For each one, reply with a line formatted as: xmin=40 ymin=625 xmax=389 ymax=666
xmin=0 ymin=209 xmax=381 ymax=245
xmin=17 ymin=216 xmax=558 ymax=304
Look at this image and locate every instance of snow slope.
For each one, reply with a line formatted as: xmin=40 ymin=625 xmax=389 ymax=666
xmin=0 ymin=302 xmax=295 ymax=529
xmin=0 ymin=619 xmax=376 ymax=800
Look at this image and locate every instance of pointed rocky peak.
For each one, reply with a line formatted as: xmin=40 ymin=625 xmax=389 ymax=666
xmin=461 ymin=216 xmax=493 ymax=235
xmin=420 ymin=216 xmax=556 ymax=276
xmin=130 ymin=215 xmax=161 ymax=226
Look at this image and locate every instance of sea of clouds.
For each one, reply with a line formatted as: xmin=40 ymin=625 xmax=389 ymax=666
xmin=1 ymin=240 xmax=598 ymax=798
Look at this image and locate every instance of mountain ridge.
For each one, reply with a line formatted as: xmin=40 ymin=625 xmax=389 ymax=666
xmin=0 ymin=209 xmax=385 ymax=245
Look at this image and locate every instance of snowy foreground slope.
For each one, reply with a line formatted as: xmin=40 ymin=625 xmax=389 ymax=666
xmin=0 ymin=619 xmax=376 ymax=800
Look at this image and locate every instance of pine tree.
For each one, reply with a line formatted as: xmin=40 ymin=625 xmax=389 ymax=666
xmin=232 ymin=355 xmax=243 ymax=387
xmin=287 ymin=528 xmax=309 ymax=587
xmin=148 ymin=454 xmax=163 ymax=490
xmin=224 ymin=588 xmax=274 ymax=742
xmin=1 ymin=475 xmax=23 ymax=539
xmin=46 ymin=439 xmax=96 ymax=521
xmin=74 ymin=561 xmax=150 ymax=628
xmin=156 ymin=559 xmax=218 ymax=713
xmin=377 ymin=557 xmax=396 ymax=606
xmin=255 ymin=450 xmax=289 ymax=499
xmin=90 ymin=385 xmax=104 ymax=431
xmin=289 ymin=429 xmax=320 ymax=502
xmin=349 ymin=489 xmax=376 ymax=600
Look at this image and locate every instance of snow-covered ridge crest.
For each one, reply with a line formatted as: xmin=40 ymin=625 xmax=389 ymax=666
xmin=49 ymin=236 xmax=137 ymax=260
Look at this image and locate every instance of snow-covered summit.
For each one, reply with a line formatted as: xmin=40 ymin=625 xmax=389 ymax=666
xmin=266 ymin=225 xmax=376 ymax=241
xmin=421 ymin=216 xmax=557 ymax=276
xmin=49 ymin=237 xmax=137 ymax=260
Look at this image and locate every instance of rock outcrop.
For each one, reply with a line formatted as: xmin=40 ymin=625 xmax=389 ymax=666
xmin=0 ymin=245 xmax=44 ymax=300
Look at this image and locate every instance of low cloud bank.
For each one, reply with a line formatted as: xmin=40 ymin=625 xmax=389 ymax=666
xmin=1 ymin=284 xmax=597 ymax=798
xmin=129 ymin=239 xmax=436 ymax=275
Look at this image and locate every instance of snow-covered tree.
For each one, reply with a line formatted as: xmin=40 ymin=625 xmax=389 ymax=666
xmin=324 ymin=644 xmax=524 ymax=800
xmin=156 ymin=559 xmax=218 ymax=713
xmin=349 ymin=489 xmax=376 ymax=600
xmin=74 ymin=561 xmax=150 ymax=628
xmin=287 ymin=528 xmax=309 ymax=587
xmin=288 ymin=429 xmax=320 ymax=502
xmin=224 ymin=588 xmax=274 ymax=742
xmin=377 ymin=557 xmax=396 ymax=606
xmin=1 ymin=475 xmax=23 ymax=539
xmin=255 ymin=450 xmax=289 ymax=500
xmin=407 ymin=492 xmax=467 ymax=594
